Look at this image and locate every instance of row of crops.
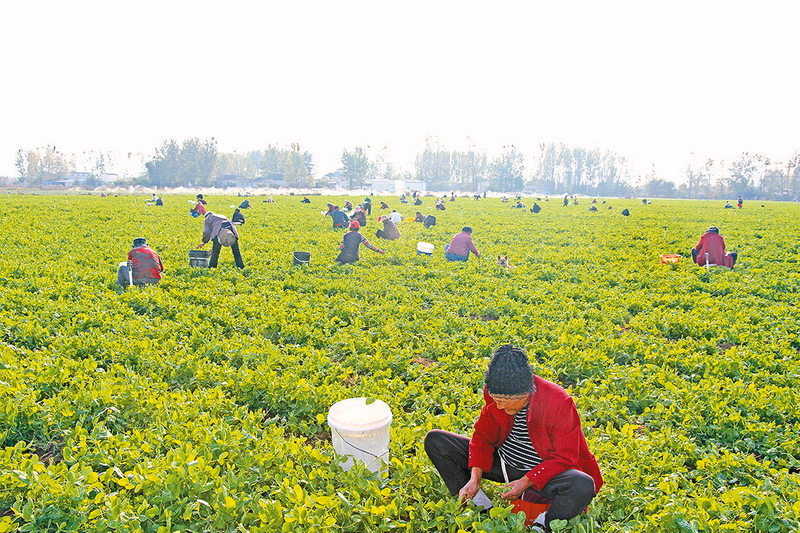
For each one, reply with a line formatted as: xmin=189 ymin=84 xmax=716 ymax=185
xmin=1 ymin=193 xmax=799 ymax=532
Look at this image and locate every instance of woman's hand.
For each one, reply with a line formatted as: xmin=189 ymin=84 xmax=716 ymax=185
xmin=196 ymin=242 xmax=206 ymax=249
xmin=500 ymin=476 xmax=531 ymax=500
xmin=458 ymin=478 xmax=480 ymax=504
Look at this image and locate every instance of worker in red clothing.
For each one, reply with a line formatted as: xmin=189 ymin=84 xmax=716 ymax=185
xmin=117 ymin=237 xmax=164 ymax=287
xmin=192 ymin=194 xmax=207 ymax=216
xmin=128 ymin=237 xmax=164 ymax=285
xmin=691 ymin=226 xmax=737 ymax=269
xmin=424 ymin=345 xmax=603 ymax=532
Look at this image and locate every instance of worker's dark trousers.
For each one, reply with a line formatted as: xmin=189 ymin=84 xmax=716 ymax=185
xmin=375 ymin=229 xmax=398 ymax=241
xmin=424 ymin=430 xmax=595 ymax=527
xmin=209 ymin=237 xmax=245 ymax=269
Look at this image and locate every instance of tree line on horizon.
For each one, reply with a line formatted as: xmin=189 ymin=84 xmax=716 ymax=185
xmin=12 ymin=138 xmax=800 ymax=200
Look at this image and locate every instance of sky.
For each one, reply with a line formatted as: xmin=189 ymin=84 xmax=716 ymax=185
xmin=1 ymin=0 xmax=798 ymax=183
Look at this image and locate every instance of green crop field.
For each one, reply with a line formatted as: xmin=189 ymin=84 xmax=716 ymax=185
xmin=1 ymin=193 xmax=799 ymax=532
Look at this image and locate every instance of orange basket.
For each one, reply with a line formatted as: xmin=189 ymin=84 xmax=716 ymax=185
xmin=510 ymin=501 xmax=550 ymax=527
xmin=660 ymin=254 xmax=681 ymax=264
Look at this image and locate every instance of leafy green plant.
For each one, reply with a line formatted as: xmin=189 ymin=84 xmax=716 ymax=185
xmin=0 ymin=195 xmax=799 ymax=531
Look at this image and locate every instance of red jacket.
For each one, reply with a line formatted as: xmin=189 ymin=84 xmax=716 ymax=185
xmin=468 ymin=377 xmax=603 ymax=493
xmin=128 ymin=246 xmax=164 ymax=283
xmin=693 ymin=232 xmax=733 ymax=267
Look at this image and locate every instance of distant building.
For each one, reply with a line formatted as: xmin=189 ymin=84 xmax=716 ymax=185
xmin=215 ymin=173 xmax=287 ymax=188
xmin=362 ymin=179 xmax=428 ymax=193
xmin=322 ymin=170 xmax=347 ymax=189
xmin=216 ymin=174 xmax=251 ymax=188
xmin=396 ymin=180 xmax=427 ymax=193
xmin=523 ymin=182 xmax=540 ymax=194
xmin=47 ymin=171 xmax=92 ymax=187
xmin=321 ymin=173 xmax=427 ymax=192
xmin=364 ymin=180 xmax=396 ymax=193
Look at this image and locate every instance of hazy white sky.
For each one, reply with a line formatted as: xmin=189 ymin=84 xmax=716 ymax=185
xmin=1 ymin=0 xmax=798 ymax=182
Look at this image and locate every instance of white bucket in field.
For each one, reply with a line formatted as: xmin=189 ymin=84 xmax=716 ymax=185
xmin=417 ymin=242 xmax=434 ymax=256
xmin=327 ymin=397 xmax=392 ymax=474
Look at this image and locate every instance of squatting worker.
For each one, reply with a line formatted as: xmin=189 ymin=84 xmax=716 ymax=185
xmin=118 ymin=237 xmax=164 ymax=287
xmin=331 ymin=206 xmax=349 ymax=229
xmin=388 ymin=209 xmax=403 ymax=225
xmin=128 ymin=237 xmax=164 ymax=285
xmin=691 ymin=226 xmax=737 ymax=269
xmin=375 ymin=215 xmax=400 ymax=241
xmin=349 ymin=206 xmax=367 ymax=229
xmin=444 ymin=226 xmax=480 ymax=262
xmin=197 ymin=212 xmax=245 ymax=269
xmin=335 ymin=220 xmax=384 ymax=264
xmin=424 ymin=345 xmax=603 ymax=532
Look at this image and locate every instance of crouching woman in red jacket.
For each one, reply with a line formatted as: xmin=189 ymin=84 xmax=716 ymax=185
xmin=691 ymin=226 xmax=737 ymax=269
xmin=424 ymin=345 xmax=603 ymax=532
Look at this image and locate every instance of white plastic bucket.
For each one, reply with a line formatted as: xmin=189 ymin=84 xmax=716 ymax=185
xmin=417 ymin=242 xmax=434 ymax=256
xmin=327 ymin=397 xmax=392 ymax=474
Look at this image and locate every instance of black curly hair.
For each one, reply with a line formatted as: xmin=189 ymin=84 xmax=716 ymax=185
xmin=484 ymin=344 xmax=536 ymax=397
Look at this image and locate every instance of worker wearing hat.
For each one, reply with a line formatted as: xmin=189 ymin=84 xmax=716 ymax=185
xmin=335 ymin=220 xmax=384 ymax=264
xmin=349 ymin=206 xmax=367 ymax=228
xmin=375 ymin=214 xmax=400 ymax=241
xmin=118 ymin=237 xmax=164 ymax=287
xmin=425 ymin=345 xmax=603 ymax=532
xmin=197 ymin=212 xmax=244 ymax=269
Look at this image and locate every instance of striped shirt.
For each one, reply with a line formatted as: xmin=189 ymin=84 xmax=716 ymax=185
xmin=497 ymin=405 xmax=542 ymax=471
xmin=340 ymin=231 xmax=380 ymax=254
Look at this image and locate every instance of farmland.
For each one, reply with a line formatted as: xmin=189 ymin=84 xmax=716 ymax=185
xmin=1 ymin=193 xmax=799 ymax=532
